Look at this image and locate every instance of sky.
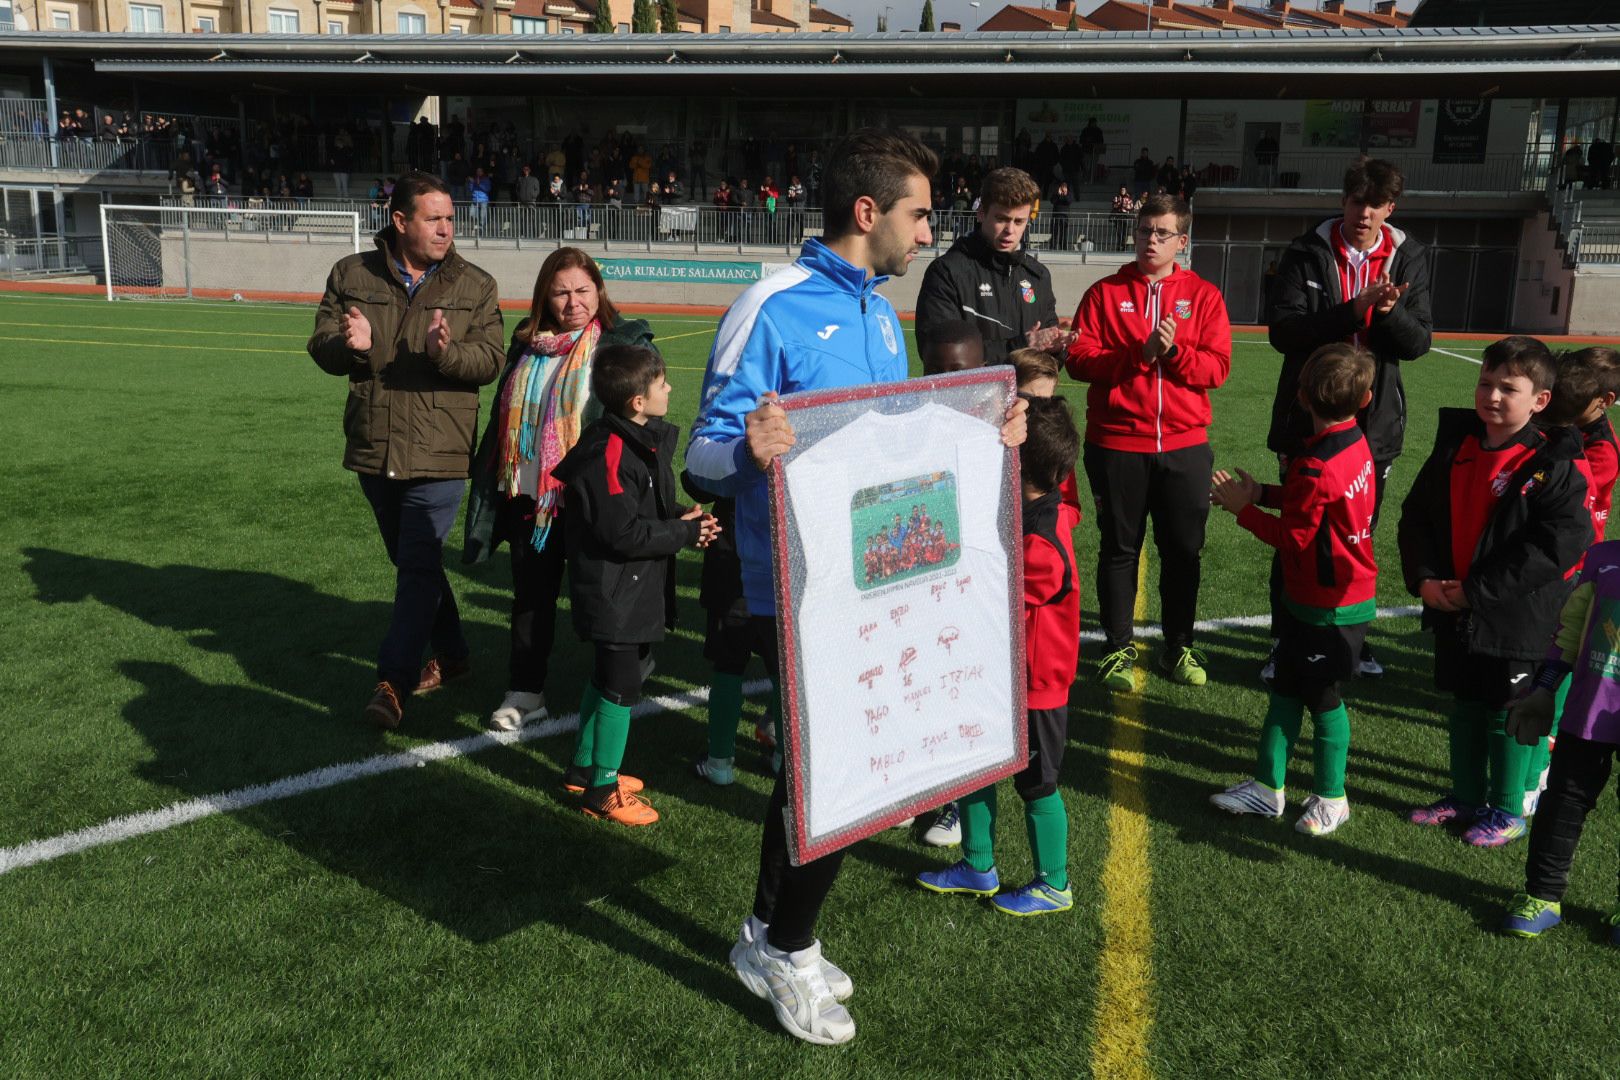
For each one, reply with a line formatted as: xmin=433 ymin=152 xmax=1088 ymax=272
xmin=823 ymin=0 xmax=1398 ymax=33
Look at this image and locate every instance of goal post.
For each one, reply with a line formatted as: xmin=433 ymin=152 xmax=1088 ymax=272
xmin=100 ymin=203 xmax=362 ymax=302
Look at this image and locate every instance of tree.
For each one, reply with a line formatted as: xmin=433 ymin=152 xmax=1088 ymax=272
xmin=589 ymin=1 xmax=614 ymax=33
xmin=632 ymin=0 xmax=657 ymax=32
xmin=1067 ymin=10 xmax=1079 ymax=29
xmin=659 ymin=0 xmax=679 ymax=32
xmin=919 ymin=0 xmax=934 ymax=31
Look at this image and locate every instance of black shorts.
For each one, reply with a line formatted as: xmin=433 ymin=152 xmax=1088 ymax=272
xmin=703 ymin=607 xmax=753 ymax=674
xmin=1014 ymin=706 xmax=1068 ymax=802
xmin=1273 ymin=605 xmax=1368 ymax=690
xmin=1434 ymin=632 xmax=1536 ymax=709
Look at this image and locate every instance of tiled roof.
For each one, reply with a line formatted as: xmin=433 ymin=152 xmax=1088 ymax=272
xmin=750 ymin=8 xmax=799 ymax=27
xmin=979 ymin=5 xmax=1104 ymax=30
xmin=808 ymin=5 xmax=852 ymax=26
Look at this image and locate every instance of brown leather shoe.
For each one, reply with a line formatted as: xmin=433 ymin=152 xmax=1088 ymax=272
xmin=415 ymin=655 xmax=472 ymax=695
xmin=364 ymin=681 xmax=404 ymax=729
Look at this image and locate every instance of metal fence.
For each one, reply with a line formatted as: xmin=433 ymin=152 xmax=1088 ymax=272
xmin=1192 ymin=150 xmax=1561 ymax=194
xmin=0 ymin=235 xmax=101 ymax=277
xmin=1570 ymin=222 xmax=1620 ymax=266
xmin=1 ymin=98 xmax=251 ymax=174
xmin=158 ymin=196 xmax=1137 ymax=256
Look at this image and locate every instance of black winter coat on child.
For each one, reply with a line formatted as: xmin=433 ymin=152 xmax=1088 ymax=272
xmin=553 ymin=412 xmax=699 ymax=644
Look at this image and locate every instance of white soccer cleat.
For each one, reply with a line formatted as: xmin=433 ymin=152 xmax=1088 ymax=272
xmin=735 ymin=936 xmax=856 ymax=1045
xmin=730 ymin=915 xmax=852 ymax=1002
xmin=1294 ymin=794 xmax=1350 ymax=836
xmin=922 ymin=802 xmax=962 ymax=847
xmin=487 ymin=690 xmax=547 ymax=732
xmin=1210 ymin=778 xmax=1285 ymax=818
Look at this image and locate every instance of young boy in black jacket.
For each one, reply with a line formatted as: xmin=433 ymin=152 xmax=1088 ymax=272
xmin=1397 ymin=336 xmax=1592 ymax=848
xmin=553 ymin=345 xmax=720 ymax=826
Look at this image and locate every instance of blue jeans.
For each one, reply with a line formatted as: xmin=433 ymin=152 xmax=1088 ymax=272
xmin=358 ymin=474 xmax=469 ymax=691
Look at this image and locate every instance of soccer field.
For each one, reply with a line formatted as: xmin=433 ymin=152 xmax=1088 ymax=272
xmin=3 ymin=288 xmax=1619 ymax=1077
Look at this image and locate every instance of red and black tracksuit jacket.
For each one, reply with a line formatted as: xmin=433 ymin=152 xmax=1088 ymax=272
xmin=553 ymin=412 xmax=700 ymax=645
xmin=1582 ymin=413 xmax=1619 ymax=538
xmin=1065 ymin=262 xmax=1232 ymax=454
xmin=1024 ymin=488 xmax=1082 ymax=710
xmin=1237 ymin=419 xmax=1378 ymax=612
xmin=1397 ymin=409 xmax=1592 ymax=660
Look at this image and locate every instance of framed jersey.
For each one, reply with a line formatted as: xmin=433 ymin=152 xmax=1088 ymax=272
xmin=767 ymin=367 xmax=1027 ymax=865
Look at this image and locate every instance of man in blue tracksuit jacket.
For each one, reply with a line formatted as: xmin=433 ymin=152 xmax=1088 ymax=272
xmin=692 ymin=129 xmax=1026 ymax=1047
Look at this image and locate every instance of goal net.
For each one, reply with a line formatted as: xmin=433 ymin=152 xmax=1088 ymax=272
xmin=100 ymin=203 xmax=362 ymax=302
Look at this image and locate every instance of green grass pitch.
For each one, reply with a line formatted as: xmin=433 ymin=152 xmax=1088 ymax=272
xmin=2 ymin=288 xmax=1619 ymax=1077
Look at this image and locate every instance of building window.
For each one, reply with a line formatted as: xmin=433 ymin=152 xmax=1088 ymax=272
xmin=196 ymin=14 xmax=216 ymax=30
xmin=561 ymin=25 xmax=575 ymax=33
xmin=398 ymin=11 xmax=426 ymax=32
xmin=327 ymin=19 xmax=341 ymax=32
xmin=616 ymin=21 xmax=628 ymax=31
xmin=128 ymin=2 xmax=164 ymax=31
xmin=719 ymin=24 xmax=730 ymax=31
xmin=267 ymin=8 xmax=299 ymax=32
xmin=512 ymin=15 xmax=546 ymax=32
xmin=51 ymin=8 xmax=73 ymax=27
xmin=450 ymin=23 xmax=464 ymax=32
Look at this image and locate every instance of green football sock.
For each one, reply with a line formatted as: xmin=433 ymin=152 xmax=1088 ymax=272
xmin=707 ymin=672 xmax=744 ymax=760
xmin=571 ymin=683 xmax=603 ymax=770
xmin=1528 ymin=674 xmax=1571 ymax=793
xmin=589 ymin=696 xmax=633 ymax=789
xmin=1487 ymin=707 xmax=1534 ymax=816
xmin=959 ymin=785 xmax=997 ymax=874
xmin=1255 ymin=694 xmax=1305 ymax=791
xmin=1449 ymin=699 xmax=1490 ymax=806
xmin=1311 ymin=703 xmax=1350 ymax=800
xmin=1024 ymin=792 xmax=1069 ymax=892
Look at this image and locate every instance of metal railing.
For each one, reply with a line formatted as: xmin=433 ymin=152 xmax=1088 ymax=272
xmin=1191 ymin=150 xmax=1561 ymax=195
xmin=0 ymin=235 xmax=101 ymax=277
xmin=158 ymin=195 xmax=1138 ymax=256
xmin=1570 ymin=222 xmax=1620 ymax=266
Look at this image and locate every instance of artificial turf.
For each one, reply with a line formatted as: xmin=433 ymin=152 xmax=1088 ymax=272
xmin=1 ymin=288 xmax=1618 ymax=1078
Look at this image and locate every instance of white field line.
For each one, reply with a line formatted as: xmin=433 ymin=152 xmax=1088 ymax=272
xmin=1 ymin=604 xmax=1427 ymax=877
xmin=1433 ymin=347 xmax=1483 ymax=365
xmin=0 ymin=679 xmax=768 ymax=877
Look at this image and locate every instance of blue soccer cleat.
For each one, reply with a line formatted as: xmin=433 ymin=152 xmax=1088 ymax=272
xmin=1501 ymin=893 xmax=1562 ymax=938
xmin=915 ymin=859 xmax=999 ymax=896
xmin=990 ymin=879 xmax=1074 ymax=917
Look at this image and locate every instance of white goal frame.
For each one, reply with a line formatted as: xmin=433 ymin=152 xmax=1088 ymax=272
xmin=99 ymin=203 xmax=362 ymax=301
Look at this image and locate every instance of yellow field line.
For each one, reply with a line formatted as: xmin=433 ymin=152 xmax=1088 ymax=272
xmin=0 ymin=333 xmax=301 ymax=355
xmin=657 ymin=328 xmax=717 ymax=342
xmin=1092 ymin=555 xmax=1155 ymax=1080
xmin=0 ymin=318 xmax=307 ymax=340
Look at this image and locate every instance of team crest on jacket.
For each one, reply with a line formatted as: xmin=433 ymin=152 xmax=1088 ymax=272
xmin=1175 ymin=299 xmax=1192 ymax=320
xmin=1521 ymin=470 xmax=1547 ymax=497
xmin=978 ymin=282 xmax=993 ymax=297
xmin=877 ymin=313 xmax=898 ymax=355
xmin=1119 ymin=300 xmax=1137 ymax=314
xmin=1020 ymin=279 xmax=1035 ymax=304
xmin=1491 ymin=466 xmax=1514 ymax=497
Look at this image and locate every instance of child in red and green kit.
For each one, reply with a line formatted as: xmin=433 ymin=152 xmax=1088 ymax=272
xmin=914 ymin=396 xmax=1082 ymax=916
xmin=1397 ymin=336 xmax=1592 ymax=847
xmin=1207 ymin=343 xmax=1377 ymax=836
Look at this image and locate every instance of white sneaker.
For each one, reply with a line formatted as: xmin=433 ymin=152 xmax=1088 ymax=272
xmin=922 ymin=802 xmax=962 ymax=847
xmin=734 ymin=935 xmax=855 ymax=1045
xmin=1295 ymin=794 xmax=1350 ymax=836
xmin=1209 ymin=778 xmax=1285 ymax=818
xmin=487 ymin=690 xmax=547 ymax=732
xmin=693 ymin=755 xmax=735 ymax=786
xmin=1358 ymin=653 xmax=1384 ymax=678
xmin=729 ymin=914 xmax=852 ymax=1002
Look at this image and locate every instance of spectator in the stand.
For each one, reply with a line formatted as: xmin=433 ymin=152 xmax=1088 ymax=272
xmin=448 ymin=151 xmax=470 ymax=199
xmin=1255 ymin=131 xmax=1281 ymax=187
xmin=470 ymin=167 xmax=492 ymax=233
xmin=713 ymin=178 xmax=735 ymax=240
xmin=1113 ymin=184 xmax=1134 ymax=215
xmin=573 ymin=170 xmax=595 ymax=233
xmin=1059 ymin=136 xmax=1082 ymax=193
xmin=1587 ymin=135 xmax=1614 ymax=190
xmin=1132 ymin=147 xmax=1156 ymax=190
xmin=1080 ymin=118 xmax=1106 ymax=184
xmin=545 ymin=144 xmax=566 ymax=183
xmin=548 ymin=172 xmax=565 ymax=203
xmin=1049 ymin=180 xmax=1073 ymax=250
xmin=296 ymin=173 xmax=315 ymax=199
xmin=516 ymin=163 xmax=541 ymax=207
xmin=178 ymin=170 xmax=198 ymax=206
xmin=1033 ymin=132 xmax=1059 ymax=187
xmin=759 ymin=175 xmax=780 ymax=242
xmin=1156 ymin=155 xmax=1179 ymax=195
xmin=603 ymin=146 xmax=627 ymax=196
xmin=1561 ymin=141 xmax=1584 ymax=190
xmin=1180 ymin=165 xmax=1199 ymax=206
xmin=784 ymin=143 xmax=800 ymax=186
xmin=785 ymin=174 xmax=805 ymax=240
xmin=645 ymin=180 xmax=663 ymax=211
xmin=332 ymin=129 xmax=354 ymax=198
xmin=735 ymin=177 xmax=756 ymax=242
xmin=1135 ymin=189 xmax=1149 ymax=213
xmin=629 ymin=145 xmax=653 ymax=203
xmin=664 ymin=170 xmax=684 ymax=202
xmin=99 ymin=114 xmax=118 ymax=140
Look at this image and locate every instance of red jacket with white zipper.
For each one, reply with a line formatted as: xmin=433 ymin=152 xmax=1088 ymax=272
xmin=1064 ymin=262 xmax=1232 ymax=453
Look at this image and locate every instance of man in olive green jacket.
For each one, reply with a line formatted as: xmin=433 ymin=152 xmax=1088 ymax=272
xmin=308 ymin=170 xmax=505 ymax=729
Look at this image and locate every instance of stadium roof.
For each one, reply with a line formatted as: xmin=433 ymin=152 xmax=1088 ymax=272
xmin=5 ymin=25 xmax=1619 ymax=97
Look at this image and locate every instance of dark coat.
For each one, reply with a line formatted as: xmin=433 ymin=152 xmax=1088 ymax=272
xmin=915 ymin=228 xmax=1060 ymax=365
xmin=553 ymin=413 xmax=698 ymax=644
xmin=1398 ymin=409 xmax=1592 ymax=660
xmin=1266 ymin=218 xmax=1433 ymax=461
xmin=307 ymin=228 xmax=505 ymax=479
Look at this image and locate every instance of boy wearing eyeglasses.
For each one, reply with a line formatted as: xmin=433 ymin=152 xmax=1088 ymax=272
xmin=1065 ymin=192 xmax=1232 ymax=692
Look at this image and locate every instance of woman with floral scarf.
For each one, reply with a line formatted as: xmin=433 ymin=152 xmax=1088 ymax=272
xmin=464 ymin=248 xmax=659 ymax=731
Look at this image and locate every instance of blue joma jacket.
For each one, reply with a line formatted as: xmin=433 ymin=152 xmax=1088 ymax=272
xmin=686 ymin=238 xmax=908 ymax=615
